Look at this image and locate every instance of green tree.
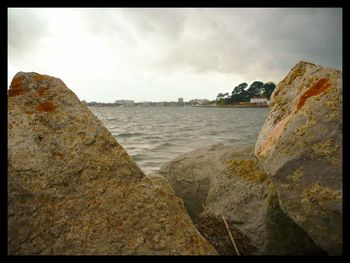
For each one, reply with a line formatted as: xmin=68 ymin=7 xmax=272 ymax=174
xmin=216 ymin=93 xmax=225 ymax=100
xmin=231 ymin=83 xmax=249 ymax=102
xmin=247 ymin=81 xmax=264 ymax=98
xmin=216 ymin=93 xmax=225 ymax=105
xmin=223 ymin=92 xmax=231 ymax=104
xmin=261 ymin=82 xmax=276 ymax=99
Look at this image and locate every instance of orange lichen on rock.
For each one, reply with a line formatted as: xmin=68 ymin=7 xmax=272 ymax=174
xmin=37 ymin=86 xmax=49 ymax=96
xmin=33 ymin=74 xmax=49 ymax=81
xmin=297 ymin=78 xmax=331 ymax=111
xmin=257 ymin=114 xmax=293 ymax=158
xmin=36 ymin=101 xmax=57 ymax=112
xmin=8 ymin=76 xmax=25 ymax=97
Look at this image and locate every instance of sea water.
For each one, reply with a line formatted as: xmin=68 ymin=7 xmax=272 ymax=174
xmin=89 ymin=106 xmax=268 ymax=174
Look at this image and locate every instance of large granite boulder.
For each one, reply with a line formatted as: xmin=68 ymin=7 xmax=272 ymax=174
xmin=158 ymin=143 xmax=235 ymax=219
xmin=255 ymin=61 xmax=342 ymax=255
xmin=160 ymin=144 xmax=325 ymax=254
xmin=8 ymin=72 xmax=216 ymax=255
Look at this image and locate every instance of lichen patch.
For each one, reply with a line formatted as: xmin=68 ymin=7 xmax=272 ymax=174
xmin=301 ymin=182 xmax=342 ymax=210
xmin=36 ymin=101 xmax=57 ymax=112
xmin=297 ymin=78 xmax=332 ymax=111
xmin=37 ymin=86 xmax=49 ymax=96
xmin=33 ymin=74 xmax=49 ymax=82
xmin=8 ymin=76 xmax=25 ymax=97
xmin=287 ymin=167 xmax=304 ymax=182
xmin=226 ymin=159 xmax=267 ymax=183
xmin=257 ymin=114 xmax=293 ymax=158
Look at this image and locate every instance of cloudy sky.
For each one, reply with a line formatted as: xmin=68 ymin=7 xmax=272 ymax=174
xmin=8 ymin=8 xmax=342 ymax=102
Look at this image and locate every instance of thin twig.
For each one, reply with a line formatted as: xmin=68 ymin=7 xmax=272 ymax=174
xmin=202 ymin=203 xmax=210 ymax=217
xmin=222 ymin=215 xmax=240 ymax=256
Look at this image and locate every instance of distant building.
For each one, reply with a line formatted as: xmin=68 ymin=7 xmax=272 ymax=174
xmin=115 ymin=100 xmax=135 ymax=106
xmin=138 ymin=101 xmax=151 ymax=106
xmin=189 ymin=99 xmax=210 ymax=105
xmin=178 ymin=98 xmax=184 ymax=103
xmin=250 ymin=97 xmax=268 ymax=104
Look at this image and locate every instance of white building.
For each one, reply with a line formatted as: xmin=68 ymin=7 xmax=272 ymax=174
xmin=250 ymin=97 xmax=268 ymax=104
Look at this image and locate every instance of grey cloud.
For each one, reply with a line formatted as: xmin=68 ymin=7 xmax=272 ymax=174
xmin=9 ymin=8 xmax=341 ymax=80
xmin=102 ymin=7 xmax=334 ymax=83
xmin=120 ymin=8 xmax=188 ymax=41
xmin=8 ymin=9 xmax=51 ymax=56
xmin=153 ymin=8 xmax=342 ymax=81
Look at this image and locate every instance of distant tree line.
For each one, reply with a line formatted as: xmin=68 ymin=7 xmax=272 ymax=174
xmin=81 ymin=100 xmax=209 ymax=107
xmin=216 ymin=81 xmax=276 ymax=105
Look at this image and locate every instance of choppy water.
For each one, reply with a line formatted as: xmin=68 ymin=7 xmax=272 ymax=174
xmin=89 ymin=106 xmax=268 ymax=174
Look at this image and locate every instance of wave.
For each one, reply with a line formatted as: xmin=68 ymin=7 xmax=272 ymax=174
xmin=227 ymin=138 xmax=241 ymax=144
xmin=103 ymin=118 xmax=118 ymax=121
xmin=151 ymin=142 xmax=176 ymax=151
xmin=131 ymin=153 xmax=147 ymax=161
xmin=116 ymin=132 xmax=146 ymax=138
xmin=143 ymin=135 xmax=163 ymax=140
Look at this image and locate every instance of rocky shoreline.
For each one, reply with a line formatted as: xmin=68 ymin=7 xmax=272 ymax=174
xmin=8 ymin=61 xmax=342 ymax=255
